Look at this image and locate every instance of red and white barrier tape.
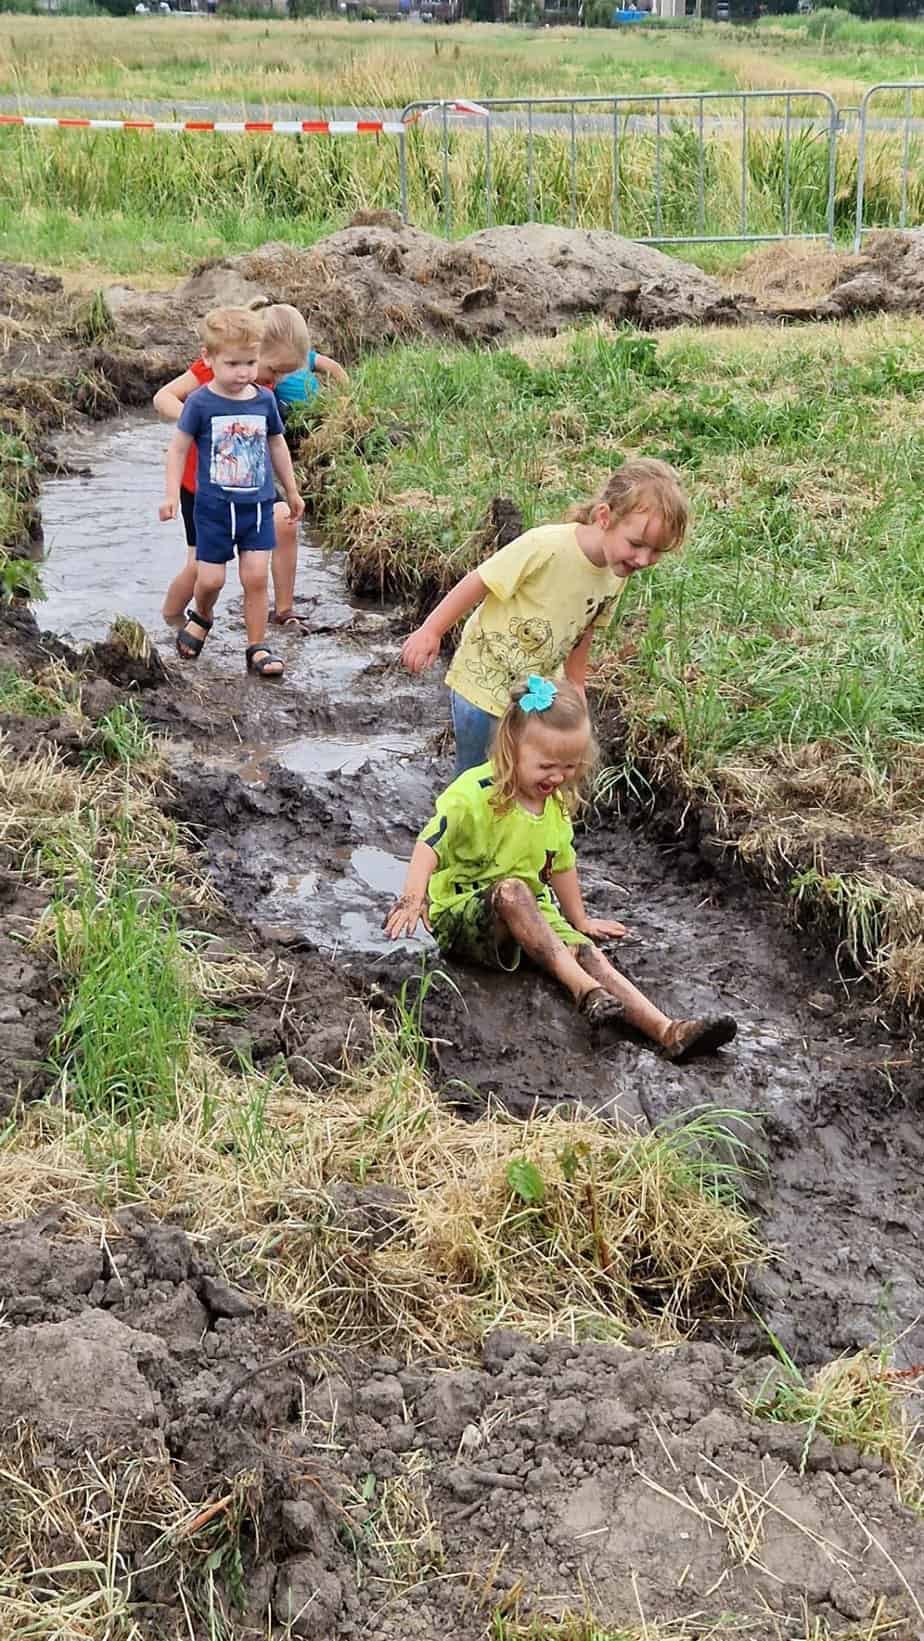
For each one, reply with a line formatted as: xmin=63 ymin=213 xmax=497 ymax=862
xmin=0 ymin=113 xmax=405 ymax=136
xmin=405 ymin=98 xmax=490 ymax=124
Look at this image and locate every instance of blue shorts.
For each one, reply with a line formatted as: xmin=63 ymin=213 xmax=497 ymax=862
xmin=194 ymin=496 xmax=276 ymax=564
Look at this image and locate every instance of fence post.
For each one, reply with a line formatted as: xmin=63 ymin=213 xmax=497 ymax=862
xmin=825 ymin=93 xmax=837 ymax=247
xmin=854 ymin=88 xmax=869 ymax=251
xmin=398 ymin=126 xmax=408 ymax=224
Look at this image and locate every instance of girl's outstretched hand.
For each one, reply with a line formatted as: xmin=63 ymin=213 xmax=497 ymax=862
xmin=581 ymin=917 xmax=629 ymax=940
xmin=384 ymin=894 xmax=431 ymax=940
xmin=401 ymin=626 xmax=440 ymax=674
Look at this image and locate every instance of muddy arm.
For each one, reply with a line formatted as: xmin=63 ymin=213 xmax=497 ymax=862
xmin=563 ymin=624 xmax=594 ymax=693
xmin=160 ymin=429 xmax=193 ymax=519
xmin=401 ymin=570 xmax=488 ymax=673
xmin=384 ymin=842 xmax=437 ymax=939
xmin=552 ymin=867 xmax=627 ymax=941
xmin=314 ymin=353 xmax=349 ymax=386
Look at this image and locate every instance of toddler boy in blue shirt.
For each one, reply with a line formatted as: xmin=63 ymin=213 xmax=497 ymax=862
xmin=160 ymin=306 xmax=304 ymax=678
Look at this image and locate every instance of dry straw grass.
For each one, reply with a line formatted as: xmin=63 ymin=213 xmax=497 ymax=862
xmin=0 ymin=1425 xmax=260 ymax=1641
xmin=0 ymin=736 xmax=210 ymax=902
xmin=0 ymin=1024 xmax=763 ymax=1360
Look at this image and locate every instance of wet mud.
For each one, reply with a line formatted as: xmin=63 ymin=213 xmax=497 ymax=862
xmin=2 ymin=412 xmax=923 ymax=1635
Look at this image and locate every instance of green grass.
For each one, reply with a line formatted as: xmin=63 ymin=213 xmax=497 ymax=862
xmin=749 ymin=1343 xmax=924 ymax=1513
xmin=297 ymin=316 xmax=924 ymax=1000
xmin=85 ymin=702 xmax=159 ymax=768
xmin=4 ymin=14 xmax=924 ymax=108
xmin=49 ymin=868 xmax=199 ymax=1127
xmin=0 ymin=665 xmax=69 ymax=716
xmin=0 ymin=113 xmax=908 ymax=270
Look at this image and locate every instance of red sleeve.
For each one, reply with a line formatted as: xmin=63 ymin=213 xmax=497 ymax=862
xmin=182 ymin=359 xmax=212 ymax=492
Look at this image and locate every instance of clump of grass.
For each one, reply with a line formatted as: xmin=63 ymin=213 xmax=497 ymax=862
xmin=1 ymin=1001 xmax=763 ymax=1357
xmin=48 ymin=868 xmax=199 ymax=1126
xmin=0 ymin=663 xmax=76 ymax=717
xmin=347 ymin=1453 xmax=444 ymax=1593
xmin=0 ymin=737 xmax=201 ymax=892
xmin=752 ymin=1347 xmax=924 ymax=1514
xmin=86 ymin=701 xmax=159 ymax=770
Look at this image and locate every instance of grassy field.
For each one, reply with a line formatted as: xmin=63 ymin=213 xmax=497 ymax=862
xmin=291 ymin=315 xmax=924 ymax=1004
xmin=1 ymin=12 xmax=924 ymax=276
xmin=4 ymin=13 xmax=924 ymax=108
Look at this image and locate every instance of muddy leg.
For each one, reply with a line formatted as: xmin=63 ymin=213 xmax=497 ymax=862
xmin=578 ymin=945 xmax=737 ymax=1061
xmin=162 ymin=545 xmax=197 ymax=627
xmin=270 ymin=505 xmax=298 ymax=618
xmin=491 ymin=879 xmax=598 ymax=1003
xmin=240 ymin=551 xmax=283 ymax=676
xmin=577 ymin=943 xmax=671 ymax=1044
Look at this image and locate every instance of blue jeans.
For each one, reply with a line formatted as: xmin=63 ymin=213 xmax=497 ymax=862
xmin=450 ymin=690 xmax=499 ymax=778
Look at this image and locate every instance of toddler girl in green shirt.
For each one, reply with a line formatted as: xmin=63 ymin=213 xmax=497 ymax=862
xmin=385 ymin=677 xmax=737 ymax=1062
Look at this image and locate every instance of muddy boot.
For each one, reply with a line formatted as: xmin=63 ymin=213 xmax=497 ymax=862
xmin=577 ymin=986 xmax=626 ymax=1038
xmin=660 ymin=1015 xmax=737 ymax=1063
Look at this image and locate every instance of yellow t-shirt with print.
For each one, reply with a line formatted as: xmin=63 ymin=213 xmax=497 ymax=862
xmin=445 ymin=523 xmax=624 ymax=716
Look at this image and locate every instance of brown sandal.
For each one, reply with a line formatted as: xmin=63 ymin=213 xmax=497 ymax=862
xmin=660 ymin=1016 xmax=737 ymax=1063
xmin=270 ymin=608 xmax=311 ymax=634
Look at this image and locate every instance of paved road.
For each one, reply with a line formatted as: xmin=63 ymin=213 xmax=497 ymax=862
xmin=0 ymin=89 xmax=885 ymax=134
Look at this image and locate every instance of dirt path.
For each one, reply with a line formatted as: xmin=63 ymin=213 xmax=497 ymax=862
xmin=38 ymin=414 xmax=924 ymax=1377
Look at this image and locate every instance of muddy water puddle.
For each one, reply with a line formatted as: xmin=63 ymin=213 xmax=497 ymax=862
xmin=39 ymin=415 xmax=924 ymax=1368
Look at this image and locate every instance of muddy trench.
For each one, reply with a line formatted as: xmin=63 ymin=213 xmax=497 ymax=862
xmin=35 ymin=411 xmax=924 ymax=1375
xmin=2 ymin=408 xmax=923 ymax=1637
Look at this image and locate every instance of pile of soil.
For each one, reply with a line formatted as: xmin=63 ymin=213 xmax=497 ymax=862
xmin=3 ymin=1206 xmax=923 ymax=1639
xmin=103 ymin=214 xmax=747 ymax=360
xmin=736 ymin=229 xmax=924 ymax=320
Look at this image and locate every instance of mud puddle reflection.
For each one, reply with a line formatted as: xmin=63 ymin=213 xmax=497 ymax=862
xmin=40 ymin=416 xmax=924 ymax=1367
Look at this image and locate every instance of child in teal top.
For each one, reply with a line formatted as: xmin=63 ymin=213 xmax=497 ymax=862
xmin=386 ymin=677 xmax=738 ymax=1063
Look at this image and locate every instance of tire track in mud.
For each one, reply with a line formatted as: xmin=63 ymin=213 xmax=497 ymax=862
xmin=40 ymin=415 xmax=924 ymax=1371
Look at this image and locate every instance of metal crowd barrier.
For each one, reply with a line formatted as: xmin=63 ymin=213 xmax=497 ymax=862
xmin=400 ymin=89 xmax=840 ymax=245
xmin=854 ymin=81 xmax=924 ymax=250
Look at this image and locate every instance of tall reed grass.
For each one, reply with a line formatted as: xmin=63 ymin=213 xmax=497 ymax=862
xmin=0 ymin=118 xmax=913 ymax=245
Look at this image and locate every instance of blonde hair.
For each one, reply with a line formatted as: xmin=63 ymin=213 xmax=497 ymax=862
xmin=200 ymin=306 xmax=264 ymax=355
xmin=566 ymin=457 xmax=689 ymax=550
xmin=247 ymin=299 xmax=310 ymax=362
xmin=491 ymin=678 xmax=597 ymax=817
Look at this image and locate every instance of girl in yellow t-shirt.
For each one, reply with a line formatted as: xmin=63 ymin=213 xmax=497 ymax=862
xmin=385 ymin=677 xmax=737 ymax=1063
xmin=400 ymin=458 xmax=688 ymax=776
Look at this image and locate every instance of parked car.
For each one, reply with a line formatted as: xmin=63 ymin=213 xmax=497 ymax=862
xmin=714 ymin=1 xmax=730 ymax=18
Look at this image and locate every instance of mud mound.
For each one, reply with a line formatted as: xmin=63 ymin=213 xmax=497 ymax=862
xmin=2 ymin=1210 xmax=922 ymax=1638
xmin=104 ymin=219 xmax=745 ymax=360
xmin=747 ymin=228 xmax=924 ymax=320
xmin=732 ymin=241 xmax=865 ymax=303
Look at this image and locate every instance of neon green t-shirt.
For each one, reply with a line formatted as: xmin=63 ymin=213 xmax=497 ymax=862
xmin=418 ymin=760 xmax=577 ymax=923
xmin=445 ymin=522 xmax=624 ymax=717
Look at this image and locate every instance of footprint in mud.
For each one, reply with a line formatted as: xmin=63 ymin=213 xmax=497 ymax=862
xmin=40 ymin=412 xmax=924 ymax=1374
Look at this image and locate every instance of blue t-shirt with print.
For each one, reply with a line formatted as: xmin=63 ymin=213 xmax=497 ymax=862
xmin=178 ymin=384 xmax=284 ymax=505
xmin=274 ymin=352 xmax=318 ymax=413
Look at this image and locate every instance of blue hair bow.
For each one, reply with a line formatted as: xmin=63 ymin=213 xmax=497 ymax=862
xmin=519 ymin=675 xmax=557 ymax=714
